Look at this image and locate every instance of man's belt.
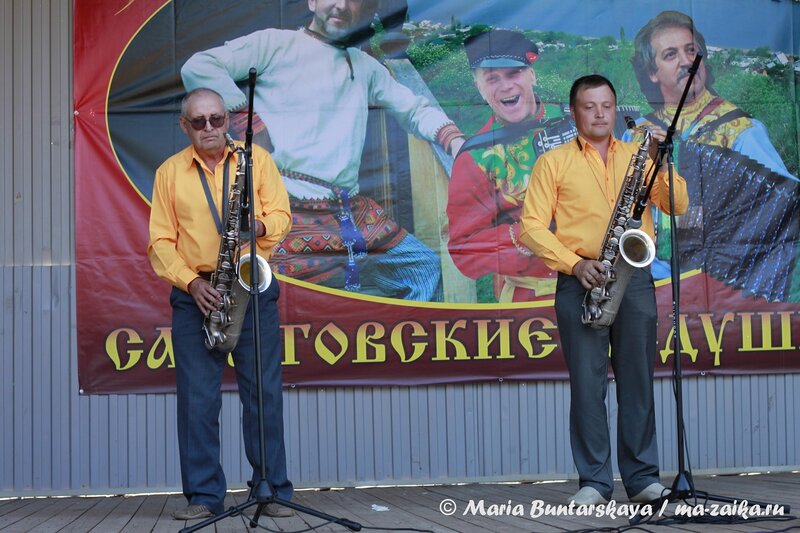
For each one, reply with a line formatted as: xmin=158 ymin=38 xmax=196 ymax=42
xmin=280 ymin=168 xmax=367 ymax=291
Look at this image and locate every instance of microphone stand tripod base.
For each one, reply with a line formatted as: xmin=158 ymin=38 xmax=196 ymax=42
xmin=249 ymin=479 xmax=274 ymax=526
xmin=670 ymin=470 xmax=694 ymax=501
xmin=179 ymin=482 xmax=363 ymax=533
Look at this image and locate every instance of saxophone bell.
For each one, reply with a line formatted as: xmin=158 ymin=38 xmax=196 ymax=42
xmin=202 ymin=254 xmax=271 ymax=352
xmin=618 ymin=229 xmax=656 ymax=268
xmin=237 ymin=253 xmax=272 ymax=293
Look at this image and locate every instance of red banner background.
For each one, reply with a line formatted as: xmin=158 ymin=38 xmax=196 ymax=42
xmin=74 ymin=0 xmax=800 ymax=394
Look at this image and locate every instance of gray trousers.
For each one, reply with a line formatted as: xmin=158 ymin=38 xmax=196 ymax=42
xmin=554 ymin=269 xmax=661 ymax=499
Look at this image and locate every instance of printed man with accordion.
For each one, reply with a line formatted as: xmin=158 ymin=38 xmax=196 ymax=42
xmin=628 ymin=10 xmax=800 ymax=302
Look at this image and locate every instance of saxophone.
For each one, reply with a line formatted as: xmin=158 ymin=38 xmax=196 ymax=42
xmin=581 ymin=125 xmax=656 ymax=329
xmin=203 ymin=134 xmax=271 ymax=352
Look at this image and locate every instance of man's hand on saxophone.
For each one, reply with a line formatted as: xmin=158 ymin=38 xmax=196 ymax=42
xmin=572 ymin=259 xmax=606 ymax=290
xmin=188 ymin=278 xmax=222 ymax=316
xmin=646 ymin=125 xmax=668 ymax=165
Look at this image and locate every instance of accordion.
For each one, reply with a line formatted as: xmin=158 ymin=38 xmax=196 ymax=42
xmin=531 ymin=115 xmax=577 ymax=156
xmin=677 ymin=142 xmax=800 ymax=301
xmin=533 ymin=104 xmax=642 ymax=156
xmin=462 ymin=105 xmax=641 ymax=158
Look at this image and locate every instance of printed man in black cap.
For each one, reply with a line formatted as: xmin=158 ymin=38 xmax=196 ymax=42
xmin=447 ymin=29 xmax=576 ymax=302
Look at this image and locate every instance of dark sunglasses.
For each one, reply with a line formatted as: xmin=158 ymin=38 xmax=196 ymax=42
xmin=185 ymin=114 xmax=226 ymax=131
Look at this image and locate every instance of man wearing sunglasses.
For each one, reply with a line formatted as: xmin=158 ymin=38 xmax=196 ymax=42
xmin=148 ymin=88 xmax=294 ymax=521
xmin=181 ymin=0 xmax=464 ymax=301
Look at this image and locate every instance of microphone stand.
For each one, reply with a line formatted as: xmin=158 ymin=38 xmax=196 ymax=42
xmin=630 ymin=55 xmax=790 ymax=524
xmin=182 ymin=69 xmax=361 ymax=533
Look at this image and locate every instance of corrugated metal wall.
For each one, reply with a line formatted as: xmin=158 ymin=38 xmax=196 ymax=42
xmin=1 ymin=0 xmax=798 ymax=497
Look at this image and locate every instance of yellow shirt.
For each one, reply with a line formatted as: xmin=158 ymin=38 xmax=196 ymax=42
xmin=148 ymin=142 xmax=291 ymax=292
xmin=519 ymin=135 xmax=688 ymax=275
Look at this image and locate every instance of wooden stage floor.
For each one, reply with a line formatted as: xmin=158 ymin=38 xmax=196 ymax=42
xmin=1 ymin=471 xmax=798 ymax=532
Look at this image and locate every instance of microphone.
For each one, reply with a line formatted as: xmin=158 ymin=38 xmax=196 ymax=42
xmin=224 ymin=132 xmax=236 ymax=151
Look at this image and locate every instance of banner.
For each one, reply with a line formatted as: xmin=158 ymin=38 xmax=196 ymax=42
xmin=75 ymin=0 xmax=800 ymax=394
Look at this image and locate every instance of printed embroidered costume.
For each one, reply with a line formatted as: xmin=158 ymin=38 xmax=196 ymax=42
xmin=448 ymin=106 xmax=570 ymax=302
xmin=626 ymin=89 xmax=800 ymax=301
xmin=183 ymin=28 xmax=461 ymax=300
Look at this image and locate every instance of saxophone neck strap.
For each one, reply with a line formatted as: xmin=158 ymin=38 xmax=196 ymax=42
xmin=195 ymin=156 xmax=231 ymax=236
